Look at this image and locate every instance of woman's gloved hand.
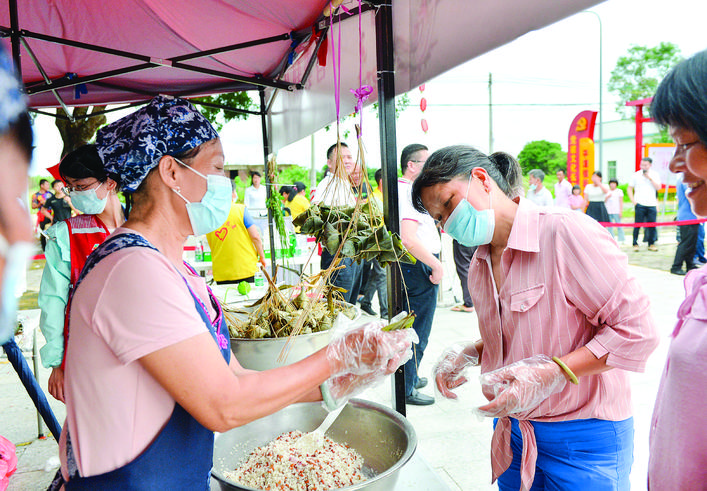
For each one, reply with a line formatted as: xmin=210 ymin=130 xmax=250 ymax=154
xmin=326 ymin=321 xmax=417 ymax=377
xmin=322 ymin=324 xmax=417 ymax=410
xmin=433 ymin=342 xmax=480 ymax=399
xmin=476 ymin=355 xmax=567 ymax=418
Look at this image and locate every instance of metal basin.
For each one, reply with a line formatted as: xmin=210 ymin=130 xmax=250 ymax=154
xmin=212 ymin=399 xmax=417 ymax=491
xmin=230 ymin=329 xmax=333 ymax=371
xmin=228 ymin=302 xmax=360 ymax=371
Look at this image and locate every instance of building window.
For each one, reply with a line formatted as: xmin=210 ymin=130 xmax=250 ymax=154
xmin=607 ymin=160 xmax=617 ymax=180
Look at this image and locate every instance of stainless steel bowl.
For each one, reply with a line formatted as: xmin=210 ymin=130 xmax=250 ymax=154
xmin=212 ymin=399 xmax=417 ymax=491
xmin=229 ymin=302 xmax=360 ymax=371
xmin=230 ymin=329 xmax=333 ymax=371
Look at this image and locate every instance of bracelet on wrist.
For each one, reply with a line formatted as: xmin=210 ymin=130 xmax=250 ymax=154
xmin=552 ymin=356 xmax=579 ymax=385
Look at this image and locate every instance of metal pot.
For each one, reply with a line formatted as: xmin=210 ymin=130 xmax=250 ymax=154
xmin=230 ymin=329 xmax=333 ymax=371
xmin=212 ymin=399 xmax=417 ymax=491
xmin=228 ymin=302 xmax=360 ymax=371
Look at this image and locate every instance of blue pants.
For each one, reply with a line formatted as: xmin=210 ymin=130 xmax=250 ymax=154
xmin=633 ymin=204 xmax=657 ymax=246
xmin=608 ymin=213 xmax=625 ymax=242
xmin=496 ymin=417 xmax=634 ymax=491
xmin=321 ymin=249 xmax=363 ymax=304
xmin=360 ymin=259 xmax=388 ymax=317
xmin=400 ymin=258 xmax=438 ymax=395
xmin=695 ymin=223 xmax=705 ymax=262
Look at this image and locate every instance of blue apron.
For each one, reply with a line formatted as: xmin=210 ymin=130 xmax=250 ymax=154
xmin=62 ymin=233 xmax=231 ymax=490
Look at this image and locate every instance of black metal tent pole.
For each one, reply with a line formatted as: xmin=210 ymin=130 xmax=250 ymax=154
xmin=259 ymin=87 xmax=278 ymax=274
xmin=373 ymin=1 xmax=406 ymax=416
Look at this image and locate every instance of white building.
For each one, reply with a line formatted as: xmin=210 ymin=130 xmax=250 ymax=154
xmin=597 ymin=119 xmax=663 ymax=185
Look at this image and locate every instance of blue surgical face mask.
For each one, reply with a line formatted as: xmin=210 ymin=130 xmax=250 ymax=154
xmin=172 ymin=159 xmax=232 ymax=236
xmin=0 ymin=233 xmax=33 ymax=344
xmin=528 ymin=183 xmax=537 ymax=192
xmin=70 ymin=182 xmax=108 ymax=215
xmin=443 ymin=177 xmax=495 ymax=247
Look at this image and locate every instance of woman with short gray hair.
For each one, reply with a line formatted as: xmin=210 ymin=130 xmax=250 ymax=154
xmin=411 ymin=144 xmax=658 ymax=490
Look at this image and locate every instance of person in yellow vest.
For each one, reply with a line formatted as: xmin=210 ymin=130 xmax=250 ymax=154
xmin=206 ymin=203 xmax=267 ymax=284
xmin=287 ymin=181 xmax=310 ymax=219
xmin=372 ymin=169 xmax=383 ymax=201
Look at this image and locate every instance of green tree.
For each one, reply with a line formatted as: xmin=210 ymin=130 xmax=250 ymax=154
xmin=517 ymin=140 xmax=567 ymax=174
xmin=608 ymin=42 xmax=682 ymax=119
xmin=192 ymin=92 xmax=255 ymax=132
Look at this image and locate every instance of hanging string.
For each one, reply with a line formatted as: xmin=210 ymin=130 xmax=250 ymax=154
xmin=330 ymin=10 xmax=342 ymax=123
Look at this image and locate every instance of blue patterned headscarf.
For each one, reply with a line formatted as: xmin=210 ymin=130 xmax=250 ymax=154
xmin=96 ymin=95 xmax=219 ymax=193
xmin=0 ymin=46 xmax=27 ymax=134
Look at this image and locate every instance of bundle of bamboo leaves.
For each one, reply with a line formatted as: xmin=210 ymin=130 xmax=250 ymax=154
xmin=223 ymin=280 xmax=357 ymax=339
xmin=292 ymin=202 xmax=415 ymax=268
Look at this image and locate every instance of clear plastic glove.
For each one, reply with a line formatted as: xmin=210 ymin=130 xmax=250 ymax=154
xmin=322 ymin=329 xmax=416 ymax=410
xmin=476 ymin=355 xmax=566 ymax=418
xmin=326 ymin=320 xmax=418 ymax=377
xmin=433 ymin=342 xmax=480 ymax=400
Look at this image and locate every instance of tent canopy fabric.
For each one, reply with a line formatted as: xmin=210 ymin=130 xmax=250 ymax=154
xmin=1 ymin=0 xmax=602 ymax=150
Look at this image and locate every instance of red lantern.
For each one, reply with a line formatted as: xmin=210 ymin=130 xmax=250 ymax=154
xmin=421 ymin=119 xmax=428 ymax=133
xmin=419 ymin=84 xmax=425 ymax=92
xmin=419 ymin=98 xmax=427 ymax=112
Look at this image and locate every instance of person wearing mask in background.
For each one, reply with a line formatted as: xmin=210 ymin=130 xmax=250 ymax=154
xmin=412 ymin=145 xmax=658 ymax=491
xmin=243 ymin=171 xmax=266 ymax=210
xmin=568 ymin=184 xmax=586 ymax=212
xmin=312 ymin=142 xmax=364 ymax=304
xmin=669 ymin=174 xmax=699 ymax=276
xmin=649 ymin=48 xmax=707 ymax=489
xmin=41 ymin=179 xmax=78 ymax=227
xmin=526 ymin=169 xmax=553 ymax=207
xmin=553 ymin=169 xmax=572 ymax=208
xmin=605 ymin=178 xmax=625 ymax=242
xmin=52 ymin=96 xmax=415 ymax=488
xmin=207 ymin=199 xmax=267 ymax=285
xmin=628 ymin=157 xmax=661 ymax=252
xmin=399 ymin=143 xmax=442 ymax=406
xmin=38 ymin=144 xmax=126 ymax=402
xmin=583 ymin=171 xmax=610 ymax=223
xmin=0 ymin=47 xmax=34 ymax=347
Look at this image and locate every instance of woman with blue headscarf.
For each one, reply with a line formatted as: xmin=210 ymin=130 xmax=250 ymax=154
xmin=57 ymin=96 xmax=415 ymax=489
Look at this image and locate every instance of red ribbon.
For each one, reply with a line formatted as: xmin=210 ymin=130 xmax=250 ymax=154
xmin=598 ymin=218 xmax=707 ymax=228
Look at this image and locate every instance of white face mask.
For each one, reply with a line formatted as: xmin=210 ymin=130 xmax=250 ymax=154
xmin=70 ymin=182 xmax=108 ymax=215
xmin=0 ymin=233 xmax=33 ymax=344
xmin=171 ymin=159 xmax=232 ymax=236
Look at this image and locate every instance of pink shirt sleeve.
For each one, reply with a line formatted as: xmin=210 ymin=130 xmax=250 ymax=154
xmin=554 ymin=213 xmax=659 ymax=371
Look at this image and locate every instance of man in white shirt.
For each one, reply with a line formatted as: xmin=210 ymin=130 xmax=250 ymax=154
xmin=526 ymin=169 xmax=553 ymax=207
xmin=554 ymin=170 xmax=572 ymax=208
xmin=311 ymin=143 xmax=363 ymax=303
xmin=243 ymin=171 xmax=266 ymax=210
xmin=628 ymin=157 xmax=661 ymax=251
xmin=398 ymin=143 xmax=441 ymax=406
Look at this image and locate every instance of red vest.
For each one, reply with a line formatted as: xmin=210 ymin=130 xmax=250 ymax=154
xmin=61 ymin=215 xmax=110 ymax=370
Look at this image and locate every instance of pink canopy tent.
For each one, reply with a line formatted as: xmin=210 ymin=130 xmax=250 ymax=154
xmin=1 ymin=0 xmax=602 ymax=415
xmin=1 ymin=0 xmax=601 ymax=151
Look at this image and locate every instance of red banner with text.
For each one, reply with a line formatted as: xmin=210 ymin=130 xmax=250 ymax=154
xmin=567 ymin=110 xmax=597 ymax=191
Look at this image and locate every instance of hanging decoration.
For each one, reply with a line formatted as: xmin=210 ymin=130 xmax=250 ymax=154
xmin=419 ymin=84 xmax=428 ymax=134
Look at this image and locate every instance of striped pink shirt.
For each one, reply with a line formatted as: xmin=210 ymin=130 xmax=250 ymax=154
xmin=470 ymin=198 xmax=659 ymax=489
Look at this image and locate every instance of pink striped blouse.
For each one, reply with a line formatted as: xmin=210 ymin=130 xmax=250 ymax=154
xmin=470 ymin=198 xmax=659 ymax=490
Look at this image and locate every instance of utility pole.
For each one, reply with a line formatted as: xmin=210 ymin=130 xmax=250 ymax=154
xmin=488 ymin=73 xmax=494 ymax=153
xmin=584 ymin=11 xmax=603 ymax=175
